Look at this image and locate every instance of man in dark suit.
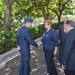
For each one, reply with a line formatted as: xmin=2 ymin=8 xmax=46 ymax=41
xmin=16 ymin=18 xmax=39 ymax=75
xmin=58 ymin=17 xmax=68 ymax=61
xmin=60 ymin=20 xmax=75 ymax=75
xmin=58 ymin=17 xmax=68 ymax=49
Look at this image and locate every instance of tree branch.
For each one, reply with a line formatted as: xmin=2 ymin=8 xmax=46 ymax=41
xmin=51 ymin=15 xmax=56 ymax=20
xmin=49 ymin=8 xmax=58 ymax=15
xmin=63 ymin=0 xmax=69 ymax=6
xmin=60 ymin=0 xmax=70 ymax=13
xmin=6 ymin=0 xmax=16 ymax=9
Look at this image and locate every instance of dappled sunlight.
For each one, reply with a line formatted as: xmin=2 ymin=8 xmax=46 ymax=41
xmin=30 ymin=50 xmax=37 ymax=55
xmin=35 ymin=59 xmax=39 ymax=62
xmin=1 ymin=67 xmax=12 ymax=75
xmin=0 ymin=45 xmax=65 ymax=75
xmin=57 ymin=67 xmax=64 ymax=75
xmin=4 ymin=68 xmax=11 ymax=71
xmin=56 ymin=62 xmax=60 ymax=66
xmin=5 ymin=73 xmax=10 ymax=75
xmin=31 ymin=68 xmax=38 ymax=72
xmin=0 ymin=62 xmax=6 ymax=69
xmin=54 ymin=57 xmax=57 ymax=59
xmin=38 ymin=45 xmax=43 ymax=49
xmin=31 ymin=55 xmax=35 ymax=59
xmin=57 ymin=67 xmax=64 ymax=72
xmin=30 ymin=68 xmax=38 ymax=75
xmin=31 ymin=49 xmax=39 ymax=60
xmin=42 ymin=65 xmax=46 ymax=67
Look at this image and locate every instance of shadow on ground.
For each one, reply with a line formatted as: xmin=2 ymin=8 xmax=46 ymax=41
xmin=0 ymin=45 xmax=64 ymax=75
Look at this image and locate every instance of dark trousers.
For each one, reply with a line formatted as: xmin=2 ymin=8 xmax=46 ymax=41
xmin=64 ymin=69 xmax=75 ymax=75
xmin=44 ymin=50 xmax=57 ymax=75
xmin=19 ymin=54 xmax=30 ymax=75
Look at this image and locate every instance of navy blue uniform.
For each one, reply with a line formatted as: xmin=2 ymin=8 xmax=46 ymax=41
xmin=42 ymin=28 xmax=58 ymax=75
xmin=60 ymin=29 xmax=75 ymax=74
xmin=16 ymin=26 xmax=38 ymax=75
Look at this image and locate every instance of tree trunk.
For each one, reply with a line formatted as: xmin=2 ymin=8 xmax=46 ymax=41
xmin=44 ymin=14 xmax=51 ymax=21
xmin=44 ymin=15 xmax=48 ymax=21
xmin=3 ymin=0 xmax=16 ymax=32
xmin=58 ymin=14 xmax=61 ymax=24
xmin=4 ymin=8 xmax=11 ymax=32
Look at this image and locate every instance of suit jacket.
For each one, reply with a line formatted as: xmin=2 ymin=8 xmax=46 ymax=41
xmin=16 ymin=26 xmax=38 ymax=55
xmin=58 ymin=24 xmax=66 ymax=47
xmin=42 ymin=28 xmax=58 ymax=50
xmin=60 ymin=29 xmax=75 ymax=70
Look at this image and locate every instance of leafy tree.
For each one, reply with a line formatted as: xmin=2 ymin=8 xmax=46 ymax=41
xmin=13 ymin=0 xmax=43 ymax=20
xmin=0 ymin=0 xmax=6 ymax=30
xmin=49 ymin=0 xmax=72 ymax=23
xmin=3 ymin=0 xmax=16 ymax=32
xmin=2 ymin=0 xmax=75 ymax=32
xmin=63 ymin=0 xmax=75 ymax=15
xmin=31 ymin=0 xmax=74 ymax=23
xmin=32 ymin=0 xmax=56 ymax=20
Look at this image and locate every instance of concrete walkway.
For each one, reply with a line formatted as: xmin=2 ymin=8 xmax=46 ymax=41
xmin=0 ymin=45 xmax=64 ymax=75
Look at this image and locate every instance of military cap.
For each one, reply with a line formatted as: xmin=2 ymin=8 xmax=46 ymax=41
xmin=24 ymin=18 xmax=33 ymax=23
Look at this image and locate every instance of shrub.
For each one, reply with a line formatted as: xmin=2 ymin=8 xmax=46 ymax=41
xmin=0 ymin=31 xmax=17 ymax=54
xmin=29 ymin=25 xmax=45 ymax=39
xmin=52 ymin=21 xmax=64 ymax=30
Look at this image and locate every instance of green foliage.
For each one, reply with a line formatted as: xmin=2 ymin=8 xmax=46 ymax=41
xmin=0 ymin=31 xmax=17 ymax=52
xmin=0 ymin=0 xmax=6 ymax=30
xmin=29 ymin=26 xmax=39 ymax=39
xmin=29 ymin=25 xmax=45 ymax=39
xmin=52 ymin=21 xmax=64 ymax=30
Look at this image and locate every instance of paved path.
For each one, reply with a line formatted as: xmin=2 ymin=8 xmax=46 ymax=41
xmin=0 ymin=45 xmax=64 ymax=75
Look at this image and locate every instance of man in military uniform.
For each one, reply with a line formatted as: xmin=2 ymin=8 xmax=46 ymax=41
xmin=16 ymin=18 xmax=39 ymax=75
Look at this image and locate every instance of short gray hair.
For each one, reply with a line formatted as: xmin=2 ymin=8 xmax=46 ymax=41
xmin=66 ymin=20 xmax=75 ymax=27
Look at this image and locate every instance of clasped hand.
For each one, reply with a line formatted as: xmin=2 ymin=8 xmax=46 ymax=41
xmin=37 ymin=41 xmax=42 ymax=47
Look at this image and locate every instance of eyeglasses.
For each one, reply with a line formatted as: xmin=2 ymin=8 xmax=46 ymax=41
xmin=45 ymin=24 xmax=48 ymax=25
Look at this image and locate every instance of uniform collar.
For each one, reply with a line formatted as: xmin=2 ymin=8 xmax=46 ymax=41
xmin=24 ymin=25 xmax=29 ymax=30
xmin=46 ymin=28 xmax=52 ymax=32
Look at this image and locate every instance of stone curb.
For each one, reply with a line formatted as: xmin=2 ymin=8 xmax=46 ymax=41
xmin=0 ymin=37 xmax=41 ymax=65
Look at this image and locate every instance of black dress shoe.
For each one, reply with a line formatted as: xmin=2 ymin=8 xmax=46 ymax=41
xmin=49 ymin=73 xmax=52 ymax=75
xmin=45 ymin=73 xmax=52 ymax=75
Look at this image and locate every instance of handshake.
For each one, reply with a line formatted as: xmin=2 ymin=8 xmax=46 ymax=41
xmin=17 ymin=41 xmax=42 ymax=51
xmin=37 ymin=41 xmax=42 ymax=47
